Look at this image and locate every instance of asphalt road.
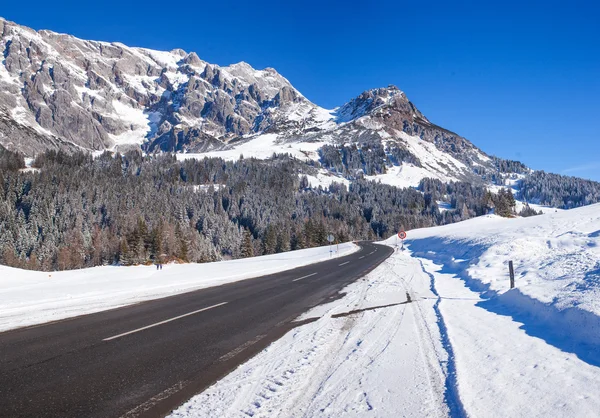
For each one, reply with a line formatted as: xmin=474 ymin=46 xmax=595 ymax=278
xmin=0 ymin=241 xmax=393 ymax=418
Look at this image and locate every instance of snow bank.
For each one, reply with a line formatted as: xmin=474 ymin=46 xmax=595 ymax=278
xmin=387 ymin=203 xmax=600 ymax=366
xmin=0 ymin=243 xmax=358 ymax=332
xmin=393 ymin=204 xmax=600 ymax=313
xmin=420 ymin=255 xmax=600 ymax=417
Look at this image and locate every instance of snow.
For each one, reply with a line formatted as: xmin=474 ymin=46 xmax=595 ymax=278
xmin=0 ymin=58 xmax=20 ymax=84
xmin=515 ymin=200 xmax=564 ymax=215
xmin=283 ymin=102 xmax=334 ymax=124
xmin=178 ymin=133 xmax=329 ymax=162
xmin=335 ymin=87 xmax=404 ymax=123
xmin=190 ymin=184 xmax=226 ymax=193
xmin=365 ymin=163 xmax=433 ymax=189
xmin=397 ymin=132 xmax=467 ymax=180
xmin=121 ymin=74 xmax=162 ymax=94
xmin=487 ymin=175 xmax=562 ymax=215
xmin=223 ymin=62 xmax=297 ymax=100
xmin=402 ymin=204 xmax=600 ymax=318
xmin=163 ymin=71 xmax=189 ymax=89
xmin=362 ymin=133 xmax=472 ymax=189
xmin=108 ymin=100 xmax=152 ymax=145
xmin=74 ymin=85 xmax=104 ymax=100
xmin=436 ymin=201 xmax=452 ymax=212
xmin=312 ymin=106 xmax=337 ymax=123
xmin=0 ymin=243 xmax=358 ymax=333
xmin=302 ymin=169 xmax=350 ymax=189
xmin=138 ymin=48 xmax=182 ymax=69
xmin=176 ymin=130 xmax=471 ymax=194
xmin=172 ymin=204 xmax=600 ymax=417
xmin=10 ymin=106 xmax=31 ymax=125
xmin=18 ymin=167 xmax=40 ymax=173
xmin=6 ymin=102 xmax=56 ymax=138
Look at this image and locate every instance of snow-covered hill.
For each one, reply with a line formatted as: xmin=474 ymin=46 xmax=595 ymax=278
xmin=170 ymin=203 xmax=600 ymax=418
xmin=402 ymin=202 xmax=600 ymax=326
xmin=0 ymin=17 xmax=499 ymax=187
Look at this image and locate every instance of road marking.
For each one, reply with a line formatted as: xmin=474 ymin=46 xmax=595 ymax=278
xmin=219 ymin=334 xmax=266 ymax=361
xmin=121 ymin=380 xmax=189 ymax=417
xmin=369 ymin=251 xmax=375 ymax=255
xmin=103 ymin=302 xmax=228 ymax=341
xmin=359 ymin=256 xmax=365 ymax=259
xmin=339 ymin=261 xmax=350 ymax=266
xmin=293 ymin=273 xmax=317 ymax=282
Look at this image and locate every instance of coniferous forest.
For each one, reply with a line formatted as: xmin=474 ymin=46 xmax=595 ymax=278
xmin=1 ymin=144 xmax=600 ymax=271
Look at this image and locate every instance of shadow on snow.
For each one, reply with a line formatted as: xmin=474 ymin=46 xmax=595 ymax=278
xmin=409 ymin=237 xmax=600 ymax=369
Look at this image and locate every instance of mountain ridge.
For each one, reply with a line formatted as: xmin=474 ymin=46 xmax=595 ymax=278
xmin=0 ymin=16 xmax=508 ymax=188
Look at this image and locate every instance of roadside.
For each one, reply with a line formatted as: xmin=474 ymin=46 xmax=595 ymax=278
xmin=0 ymin=242 xmax=358 ymax=332
xmin=169 ymin=248 xmax=454 ymax=418
xmin=417 ymin=256 xmax=600 ymax=417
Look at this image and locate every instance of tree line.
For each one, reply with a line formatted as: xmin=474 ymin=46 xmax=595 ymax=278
xmin=1 ymin=145 xmax=599 ymax=271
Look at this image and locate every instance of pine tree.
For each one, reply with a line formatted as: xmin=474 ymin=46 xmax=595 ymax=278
xmin=241 ymin=228 xmax=254 ymax=258
xmin=276 ymin=228 xmax=291 ymax=253
xmin=262 ymin=225 xmax=277 ymax=255
xmin=175 ymin=223 xmax=189 ymax=262
xmin=119 ymin=239 xmax=131 ymax=266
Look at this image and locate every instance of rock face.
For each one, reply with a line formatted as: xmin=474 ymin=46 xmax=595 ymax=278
xmin=0 ymin=17 xmax=497 ymax=183
xmin=0 ymin=18 xmax=315 ymax=154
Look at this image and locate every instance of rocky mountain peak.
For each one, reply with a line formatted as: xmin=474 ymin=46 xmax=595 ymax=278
xmin=0 ymin=18 xmax=327 ymax=153
xmin=334 ymin=85 xmax=412 ymax=123
xmin=0 ymin=17 xmax=499 ymax=189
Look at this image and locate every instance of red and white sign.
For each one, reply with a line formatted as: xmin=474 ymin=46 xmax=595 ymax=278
xmin=398 ymin=231 xmax=407 ymax=240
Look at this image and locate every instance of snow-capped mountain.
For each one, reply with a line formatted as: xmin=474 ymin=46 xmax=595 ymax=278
xmin=0 ymin=17 xmax=500 ymax=186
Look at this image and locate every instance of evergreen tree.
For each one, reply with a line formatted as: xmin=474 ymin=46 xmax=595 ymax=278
xmin=240 ymin=228 xmax=254 ymax=258
xmin=262 ymin=225 xmax=277 ymax=255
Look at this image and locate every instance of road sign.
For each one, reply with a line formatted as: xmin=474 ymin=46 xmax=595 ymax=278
xmin=327 ymin=234 xmax=335 ymax=243
xmin=398 ymin=231 xmax=407 ymax=240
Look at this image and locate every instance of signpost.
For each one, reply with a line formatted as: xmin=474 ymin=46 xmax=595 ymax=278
xmin=397 ymin=230 xmax=407 ymax=250
xmin=327 ymin=234 xmax=335 ymax=257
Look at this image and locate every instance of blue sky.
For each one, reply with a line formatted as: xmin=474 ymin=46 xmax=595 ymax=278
xmin=2 ymin=0 xmax=599 ymax=180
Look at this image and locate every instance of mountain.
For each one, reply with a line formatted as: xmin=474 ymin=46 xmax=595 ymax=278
xmin=0 ymin=17 xmax=503 ymax=188
xmin=0 ymin=17 xmax=328 ymax=151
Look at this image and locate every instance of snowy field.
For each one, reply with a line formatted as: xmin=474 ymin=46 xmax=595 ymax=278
xmin=176 ymin=133 xmax=329 ymax=162
xmin=0 ymin=243 xmax=357 ymax=332
xmin=171 ymin=204 xmax=600 ymax=417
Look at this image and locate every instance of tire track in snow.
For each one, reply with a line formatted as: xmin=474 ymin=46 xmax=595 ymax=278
xmin=387 ymin=265 xmax=447 ymax=417
xmin=417 ymin=258 xmax=468 ymax=418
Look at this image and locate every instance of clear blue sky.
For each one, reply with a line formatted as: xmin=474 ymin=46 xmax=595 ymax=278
xmin=3 ymin=0 xmax=599 ymax=180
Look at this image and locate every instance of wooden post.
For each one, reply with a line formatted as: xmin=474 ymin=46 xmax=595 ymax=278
xmin=509 ymin=261 xmax=515 ymax=289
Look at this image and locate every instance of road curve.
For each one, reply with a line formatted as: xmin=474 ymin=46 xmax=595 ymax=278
xmin=0 ymin=241 xmax=393 ymax=418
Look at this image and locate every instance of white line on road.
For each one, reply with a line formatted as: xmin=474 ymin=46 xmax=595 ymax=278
xmin=339 ymin=261 xmax=350 ymax=266
xmin=292 ymin=273 xmax=317 ymax=282
xmin=359 ymin=256 xmax=365 ymax=259
xmin=369 ymin=251 xmax=375 ymax=255
xmin=103 ymin=302 xmax=228 ymax=341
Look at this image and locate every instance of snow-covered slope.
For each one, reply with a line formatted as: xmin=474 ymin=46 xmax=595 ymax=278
xmin=0 ymin=17 xmax=501 ymax=188
xmin=399 ymin=203 xmax=600 ymax=320
xmin=171 ymin=203 xmax=600 ymax=418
